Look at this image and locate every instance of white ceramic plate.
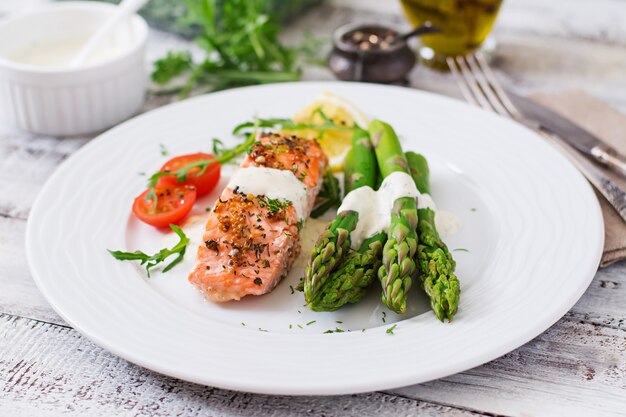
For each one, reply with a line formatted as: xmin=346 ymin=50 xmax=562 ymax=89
xmin=26 ymin=82 xmax=603 ymax=395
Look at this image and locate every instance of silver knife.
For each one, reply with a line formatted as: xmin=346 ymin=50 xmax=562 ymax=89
xmin=507 ymin=91 xmax=626 ymax=177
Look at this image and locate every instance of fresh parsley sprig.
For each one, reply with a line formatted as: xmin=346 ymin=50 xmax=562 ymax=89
xmin=151 ymin=0 xmax=308 ymax=98
xmin=108 ymin=225 xmax=189 ymax=277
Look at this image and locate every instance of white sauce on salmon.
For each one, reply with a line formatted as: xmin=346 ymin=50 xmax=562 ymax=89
xmin=337 ymin=171 xmax=461 ymax=249
xmin=228 ymin=166 xmax=309 ymax=221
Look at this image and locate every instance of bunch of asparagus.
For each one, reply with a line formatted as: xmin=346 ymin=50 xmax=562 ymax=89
xmin=303 ymin=128 xmax=383 ymax=311
xmin=302 ymin=120 xmax=460 ymax=321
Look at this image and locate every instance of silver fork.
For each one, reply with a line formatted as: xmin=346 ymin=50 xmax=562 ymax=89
xmin=447 ymin=51 xmax=626 ymax=223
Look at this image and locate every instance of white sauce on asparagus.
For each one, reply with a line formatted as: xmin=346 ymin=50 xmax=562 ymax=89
xmin=338 ymin=172 xmax=418 ymax=249
xmin=228 ymin=166 xmax=309 ymax=221
xmin=337 ymin=171 xmax=461 ymax=248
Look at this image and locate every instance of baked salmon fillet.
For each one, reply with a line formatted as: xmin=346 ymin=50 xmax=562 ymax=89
xmin=189 ymin=133 xmax=327 ymax=302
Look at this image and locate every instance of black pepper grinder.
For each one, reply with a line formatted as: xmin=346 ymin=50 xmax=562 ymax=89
xmin=328 ymin=22 xmax=440 ymax=84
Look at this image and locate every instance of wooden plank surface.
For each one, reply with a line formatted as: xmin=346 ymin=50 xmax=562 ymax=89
xmin=0 ymin=314 xmax=485 ymax=417
xmin=1 ymin=0 xmax=626 ymax=416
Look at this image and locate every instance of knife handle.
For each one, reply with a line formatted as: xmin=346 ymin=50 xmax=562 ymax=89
xmin=544 ymin=133 xmax=626 ymax=222
xmin=591 ymin=145 xmax=626 ymax=177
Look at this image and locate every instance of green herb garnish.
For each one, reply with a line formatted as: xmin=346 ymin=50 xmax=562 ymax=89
xmin=311 ymin=169 xmax=341 ymax=218
xmin=386 ymin=324 xmax=397 ymax=335
xmin=152 ymin=51 xmax=193 ymax=85
xmin=306 ymin=320 xmax=316 ymax=326
xmin=211 ymin=138 xmax=225 ymax=156
xmin=233 ymin=109 xmax=363 ymax=140
xmin=108 ymin=224 xmax=189 ymax=277
xmin=151 ymin=0 xmax=304 ymax=98
xmin=323 ymin=327 xmax=345 ymax=334
xmin=255 ymin=195 xmax=292 ymax=215
xmin=145 ymin=132 xmax=256 ymax=206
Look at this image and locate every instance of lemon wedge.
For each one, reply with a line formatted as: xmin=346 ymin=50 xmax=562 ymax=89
xmin=290 ymin=92 xmax=369 ymax=171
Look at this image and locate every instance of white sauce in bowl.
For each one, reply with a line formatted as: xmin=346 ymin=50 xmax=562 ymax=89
xmin=7 ymin=36 xmax=125 ymax=68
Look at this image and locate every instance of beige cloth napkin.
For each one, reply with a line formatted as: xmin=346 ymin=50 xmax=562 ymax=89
xmin=530 ymin=91 xmax=626 ymax=267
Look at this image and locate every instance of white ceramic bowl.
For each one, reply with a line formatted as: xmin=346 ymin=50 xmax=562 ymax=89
xmin=0 ymin=2 xmax=148 ymax=136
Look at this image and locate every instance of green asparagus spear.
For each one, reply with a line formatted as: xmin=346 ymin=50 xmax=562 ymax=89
xmin=405 ymin=151 xmax=430 ymax=194
xmin=304 ymin=210 xmax=358 ymax=303
xmin=405 ymin=151 xmax=460 ymax=321
xmin=344 ymin=129 xmax=378 ymax=194
xmin=370 ymin=120 xmax=418 ymax=314
xmin=306 ymin=232 xmax=385 ymax=311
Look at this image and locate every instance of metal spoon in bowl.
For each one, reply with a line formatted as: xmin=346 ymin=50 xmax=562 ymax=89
xmin=69 ymin=0 xmax=149 ymax=68
xmin=396 ymin=21 xmax=442 ymax=44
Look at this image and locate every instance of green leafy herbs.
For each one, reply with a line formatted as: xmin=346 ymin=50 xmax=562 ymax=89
xmin=386 ymin=324 xmax=398 ymax=335
xmin=311 ymin=169 xmax=341 ymax=218
xmin=151 ymin=0 xmax=308 ymax=98
xmin=108 ymin=225 xmax=189 ymax=277
xmin=145 ymin=132 xmax=257 ymax=205
xmin=233 ymin=109 xmax=364 ymax=140
xmin=255 ymin=195 xmax=292 ymax=215
xmin=152 ymin=51 xmax=194 ymax=85
xmin=211 ymin=138 xmax=225 ymax=156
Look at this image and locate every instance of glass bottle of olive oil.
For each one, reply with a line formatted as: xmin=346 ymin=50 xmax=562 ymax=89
xmin=400 ymin=0 xmax=503 ymax=68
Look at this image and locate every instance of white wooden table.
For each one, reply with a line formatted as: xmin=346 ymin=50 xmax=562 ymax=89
xmin=1 ymin=1 xmax=625 ymax=416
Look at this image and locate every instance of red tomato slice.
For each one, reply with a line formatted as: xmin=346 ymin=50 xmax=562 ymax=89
xmin=132 ymin=184 xmax=197 ymax=228
xmin=159 ymin=153 xmax=220 ymax=197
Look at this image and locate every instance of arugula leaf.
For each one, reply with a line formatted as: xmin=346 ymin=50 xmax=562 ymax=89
xmin=232 ymin=109 xmax=364 ymax=138
xmin=211 ymin=138 xmax=225 ymax=156
xmin=145 ymin=132 xmax=257 ymax=204
xmin=108 ymin=225 xmax=189 ymax=277
xmin=311 ymin=169 xmax=341 ymax=218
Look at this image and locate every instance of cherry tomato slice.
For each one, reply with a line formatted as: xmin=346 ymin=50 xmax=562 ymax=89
xmin=159 ymin=153 xmax=220 ymax=197
xmin=132 ymin=184 xmax=197 ymax=228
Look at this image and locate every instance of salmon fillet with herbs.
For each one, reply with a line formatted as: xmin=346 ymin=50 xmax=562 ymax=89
xmin=188 ymin=133 xmax=327 ymax=302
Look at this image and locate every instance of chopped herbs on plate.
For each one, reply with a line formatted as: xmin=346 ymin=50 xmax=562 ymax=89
xmin=386 ymin=324 xmax=397 ymax=335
